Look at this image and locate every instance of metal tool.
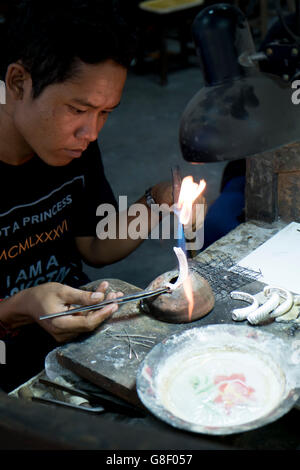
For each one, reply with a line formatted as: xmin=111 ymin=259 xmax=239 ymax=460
xmin=172 ymin=165 xmax=182 ymax=208
xmin=172 ymin=166 xmax=186 ymax=252
xmin=32 ymin=378 xmax=145 ymax=416
xmin=39 ymin=286 xmax=170 ymax=320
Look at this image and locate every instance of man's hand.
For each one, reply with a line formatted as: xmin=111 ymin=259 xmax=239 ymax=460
xmin=151 ymin=181 xmax=173 ymax=207
xmin=1 ymin=281 xmax=123 ymax=343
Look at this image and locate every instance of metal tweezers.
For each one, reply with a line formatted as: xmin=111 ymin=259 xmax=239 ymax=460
xmin=32 ymin=378 xmax=145 ymax=416
xmin=39 ymin=287 xmax=169 ymax=320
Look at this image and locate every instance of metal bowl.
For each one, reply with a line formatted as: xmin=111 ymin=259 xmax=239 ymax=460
xmin=136 ymin=324 xmax=300 ymax=435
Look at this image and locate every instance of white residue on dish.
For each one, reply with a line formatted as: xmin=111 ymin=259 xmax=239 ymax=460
xmin=157 ymin=348 xmax=285 ymax=428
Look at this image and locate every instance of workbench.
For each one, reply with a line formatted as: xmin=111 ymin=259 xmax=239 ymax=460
xmin=4 ymin=219 xmax=300 ymax=450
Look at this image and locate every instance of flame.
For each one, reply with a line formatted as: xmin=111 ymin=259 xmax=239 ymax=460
xmin=176 ymin=176 xmax=206 ymax=321
xmin=177 ymin=177 xmax=206 ymax=225
xmin=183 ymin=276 xmax=194 ymax=322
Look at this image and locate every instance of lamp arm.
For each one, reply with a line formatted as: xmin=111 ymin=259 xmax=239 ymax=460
xmin=275 ymin=0 xmax=300 ymax=44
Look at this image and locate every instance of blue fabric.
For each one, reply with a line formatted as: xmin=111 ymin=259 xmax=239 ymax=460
xmin=202 ymin=175 xmax=245 ymax=250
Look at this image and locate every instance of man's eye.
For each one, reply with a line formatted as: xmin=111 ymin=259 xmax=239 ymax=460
xmin=101 ymin=111 xmax=111 ymax=119
xmin=68 ymin=105 xmax=86 ymax=114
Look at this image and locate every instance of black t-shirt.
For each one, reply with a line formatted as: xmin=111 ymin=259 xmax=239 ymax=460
xmin=0 ymin=141 xmax=117 ymax=392
xmin=0 ymin=140 xmax=117 ymax=298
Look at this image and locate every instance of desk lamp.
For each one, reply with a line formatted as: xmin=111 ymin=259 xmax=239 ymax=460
xmin=180 ymin=3 xmax=300 ymax=162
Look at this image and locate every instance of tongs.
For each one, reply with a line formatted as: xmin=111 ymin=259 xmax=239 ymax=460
xmin=32 ymin=378 xmax=145 ymax=416
xmin=39 ymin=286 xmax=169 ymax=320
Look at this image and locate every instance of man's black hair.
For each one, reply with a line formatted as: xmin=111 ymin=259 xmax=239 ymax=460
xmin=0 ymin=0 xmax=136 ymax=98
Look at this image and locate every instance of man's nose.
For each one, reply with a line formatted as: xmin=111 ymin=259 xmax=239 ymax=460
xmin=76 ymin=115 xmax=104 ymax=142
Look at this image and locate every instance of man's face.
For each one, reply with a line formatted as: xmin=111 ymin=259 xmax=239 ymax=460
xmin=12 ymin=59 xmax=127 ymax=166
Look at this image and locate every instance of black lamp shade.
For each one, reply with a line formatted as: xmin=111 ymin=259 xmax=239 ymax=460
xmin=179 ymin=4 xmax=300 ymax=163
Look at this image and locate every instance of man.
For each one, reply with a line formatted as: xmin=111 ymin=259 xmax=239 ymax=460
xmin=0 ymin=0 xmax=179 ymax=391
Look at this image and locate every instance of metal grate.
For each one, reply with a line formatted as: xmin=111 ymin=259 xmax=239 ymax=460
xmin=189 ymin=256 xmax=261 ymax=302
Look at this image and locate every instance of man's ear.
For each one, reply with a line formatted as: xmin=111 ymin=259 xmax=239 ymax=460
xmin=5 ymin=63 xmax=31 ymax=100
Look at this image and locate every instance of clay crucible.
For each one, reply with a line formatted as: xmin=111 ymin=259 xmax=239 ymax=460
xmin=142 ymin=267 xmax=215 ymax=323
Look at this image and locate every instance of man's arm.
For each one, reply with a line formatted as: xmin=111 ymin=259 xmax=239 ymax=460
xmin=75 ymin=182 xmax=173 ymax=266
xmin=76 ymin=181 xmax=206 ymax=266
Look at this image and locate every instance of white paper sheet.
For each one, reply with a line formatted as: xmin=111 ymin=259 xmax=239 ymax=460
xmin=233 ymin=222 xmax=300 ymax=295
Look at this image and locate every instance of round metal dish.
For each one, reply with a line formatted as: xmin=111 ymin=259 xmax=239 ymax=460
xmin=136 ymin=324 xmax=300 ymax=435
